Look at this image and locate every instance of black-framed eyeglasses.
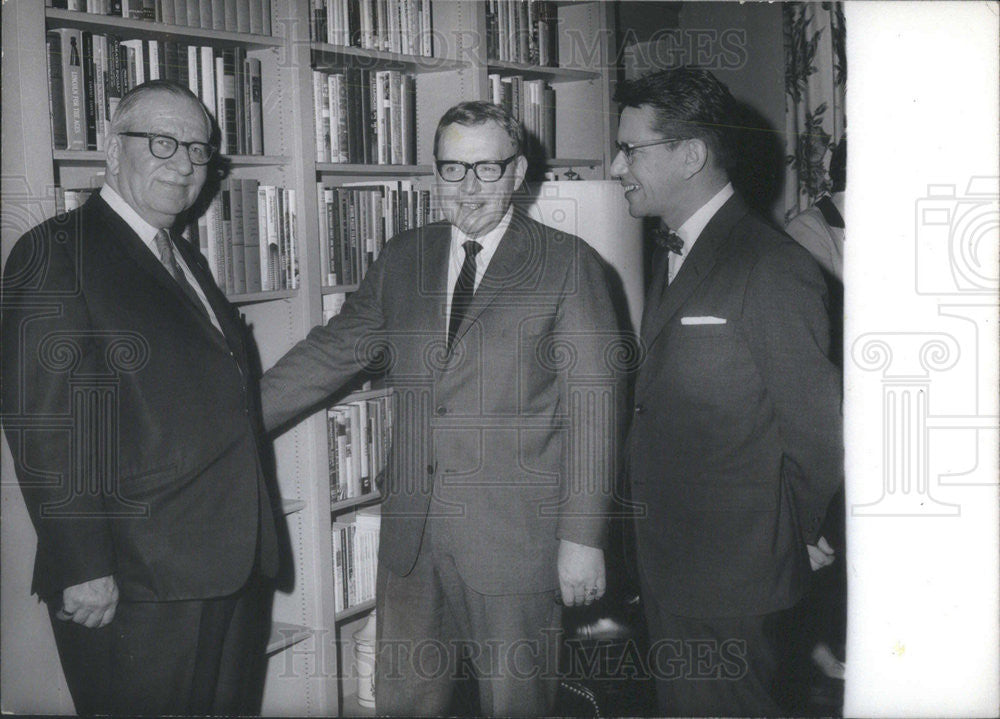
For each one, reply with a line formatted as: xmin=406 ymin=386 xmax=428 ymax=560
xmin=614 ymin=137 xmax=683 ymax=165
xmin=119 ymin=132 xmax=216 ymax=165
xmin=435 ymin=154 xmax=519 ymax=183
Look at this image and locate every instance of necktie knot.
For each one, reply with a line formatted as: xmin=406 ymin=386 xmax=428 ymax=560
xmin=653 ymin=226 xmax=684 ymax=255
xmin=462 ymin=240 xmax=483 ymax=259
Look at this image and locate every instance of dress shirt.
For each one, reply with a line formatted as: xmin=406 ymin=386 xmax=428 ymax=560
xmin=444 ymin=204 xmax=514 ymax=327
xmin=669 ymin=182 xmax=735 ymax=284
xmin=100 ymin=185 xmax=221 ymax=331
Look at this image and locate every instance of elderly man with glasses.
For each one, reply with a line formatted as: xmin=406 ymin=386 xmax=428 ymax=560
xmin=2 ymin=80 xmax=280 ymax=715
xmin=260 ymin=100 xmax=627 ymax=717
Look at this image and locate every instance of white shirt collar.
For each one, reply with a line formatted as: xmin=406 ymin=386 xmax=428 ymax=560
xmin=100 ymin=184 xmax=162 ymax=253
xmin=675 ymin=182 xmax=735 ymax=254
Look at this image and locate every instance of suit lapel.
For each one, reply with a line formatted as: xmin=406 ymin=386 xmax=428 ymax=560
xmin=416 ymin=222 xmax=452 ymax=334
xmin=89 ymin=194 xmax=229 ymax=349
xmin=641 ymin=194 xmax=749 ymax=347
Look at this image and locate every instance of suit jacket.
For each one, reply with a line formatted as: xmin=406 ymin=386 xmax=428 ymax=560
xmin=1 ymin=193 xmax=278 ymax=602
xmin=261 ymin=212 xmax=627 ymax=595
xmin=627 ymin=193 xmax=842 ymax=618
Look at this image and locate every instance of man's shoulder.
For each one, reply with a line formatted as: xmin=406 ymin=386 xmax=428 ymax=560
xmin=3 ymin=196 xmax=119 ymax=291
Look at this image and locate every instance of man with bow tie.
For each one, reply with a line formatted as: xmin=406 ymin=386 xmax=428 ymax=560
xmin=612 ymin=68 xmax=843 ymax=716
xmin=260 ymin=101 xmax=627 ymax=717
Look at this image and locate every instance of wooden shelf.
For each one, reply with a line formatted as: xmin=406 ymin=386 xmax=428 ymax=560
xmin=267 ymin=621 xmax=313 ymax=656
xmin=311 ymin=42 xmax=469 ymax=74
xmin=335 ymin=599 xmax=376 ymax=623
xmin=486 ymin=61 xmax=600 ymax=83
xmin=282 ymin=498 xmax=307 ymax=515
xmin=45 ymin=8 xmax=282 ymax=49
xmin=321 ymin=283 xmax=361 ymax=295
xmin=331 ymin=492 xmax=382 ymax=514
xmin=52 ymin=150 xmax=290 ymax=167
xmin=316 ymin=163 xmax=433 ymax=176
xmin=230 ymin=288 xmax=297 ymax=305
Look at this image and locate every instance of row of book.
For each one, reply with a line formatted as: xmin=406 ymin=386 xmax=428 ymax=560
xmin=48 ymin=0 xmax=272 ymax=35
xmin=194 ymin=180 xmax=298 ymax=294
xmin=486 ymin=0 xmax=559 ymax=67
xmin=310 ymin=0 xmax=433 ymax=57
xmin=47 ymin=29 xmax=265 ymax=155
xmin=327 ymin=392 xmax=393 ymax=504
xmin=312 ymin=69 xmax=417 ymax=166
xmin=488 ymin=73 xmax=555 ymax=158
xmin=317 ymin=181 xmax=431 ymax=287
xmin=332 ymin=508 xmax=381 ymax=613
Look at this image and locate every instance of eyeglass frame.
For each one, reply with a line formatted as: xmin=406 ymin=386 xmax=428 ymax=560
xmin=434 ymin=153 xmax=520 ymax=183
xmin=118 ymin=132 xmax=217 ymax=166
xmin=614 ymin=137 xmax=683 ymax=165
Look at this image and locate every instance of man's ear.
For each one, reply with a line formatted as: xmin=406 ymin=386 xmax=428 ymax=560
xmin=105 ymin=134 xmax=122 ymax=178
xmin=682 ymin=138 xmax=709 ymax=179
xmin=512 ymin=154 xmax=529 ymax=192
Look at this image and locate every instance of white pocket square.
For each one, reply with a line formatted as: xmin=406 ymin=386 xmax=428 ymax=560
xmin=681 ymin=316 xmax=727 ymax=325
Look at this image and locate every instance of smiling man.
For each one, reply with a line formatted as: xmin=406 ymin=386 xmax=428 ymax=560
xmin=2 ymin=80 xmax=279 ymax=715
xmin=260 ymin=101 xmax=626 ymax=716
xmin=614 ymin=68 xmax=843 ymax=716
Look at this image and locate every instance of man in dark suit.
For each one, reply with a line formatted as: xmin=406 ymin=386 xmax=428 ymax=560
xmin=1 ymin=80 xmax=278 ymax=715
xmin=261 ymin=101 xmax=626 ymax=716
xmin=613 ymin=68 xmax=843 ymax=715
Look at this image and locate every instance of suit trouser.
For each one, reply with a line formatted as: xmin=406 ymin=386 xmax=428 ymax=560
xmin=47 ymin=573 xmax=272 ymax=716
xmin=374 ymin=529 xmax=562 ymax=718
xmin=640 ymin=574 xmax=788 ymax=717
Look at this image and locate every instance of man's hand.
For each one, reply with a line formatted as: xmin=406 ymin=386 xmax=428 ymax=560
xmin=807 ymin=536 xmax=836 ymax=571
xmin=56 ymin=575 xmax=119 ymax=628
xmin=557 ymin=540 xmax=605 ymax=606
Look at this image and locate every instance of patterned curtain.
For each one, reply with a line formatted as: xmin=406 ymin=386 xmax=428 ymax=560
xmin=783 ymin=2 xmax=847 ymax=222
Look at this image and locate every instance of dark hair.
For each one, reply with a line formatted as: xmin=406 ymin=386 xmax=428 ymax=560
xmin=614 ymin=67 xmax=736 ymax=171
xmin=830 ymin=137 xmax=847 ymax=193
xmin=109 ymin=79 xmax=212 ymax=136
xmin=433 ymin=101 xmax=525 ymax=158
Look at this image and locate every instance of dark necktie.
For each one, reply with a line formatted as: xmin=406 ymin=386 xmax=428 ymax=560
xmin=155 ymin=228 xmax=208 ymax=319
xmin=448 ymin=240 xmax=483 ymax=350
xmin=652 ymin=225 xmax=684 ymax=255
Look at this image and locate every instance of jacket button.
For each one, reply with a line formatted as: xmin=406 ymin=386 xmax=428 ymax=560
xmin=634 ymin=404 xmax=645 ymax=414
xmin=426 ymin=465 xmax=434 ymax=475
xmin=435 ymin=406 xmax=447 ymax=416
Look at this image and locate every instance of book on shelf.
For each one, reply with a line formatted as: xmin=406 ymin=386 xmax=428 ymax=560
xmin=194 ymin=181 xmax=294 ymax=294
xmin=488 ymin=73 xmax=554 ymax=158
xmin=316 ymin=181 xmax=431 ymax=288
xmin=312 ymin=68 xmax=416 ymax=165
xmin=310 ymin=0 xmax=433 ymax=57
xmin=47 ymin=0 xmax=272 ymax=34
xmin=486 ymin=0 xmax=558 ymax=67
xmin=330 ymin=509 xmax=381 ymax=614
xmin=326 ymin=390 xmax=392 ymax=505
xmin=46 ymin=33 xmax=266 ymax=154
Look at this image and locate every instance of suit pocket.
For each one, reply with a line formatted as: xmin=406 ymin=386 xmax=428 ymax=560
xmin=676 ymin=322 xmax=736 ymax=339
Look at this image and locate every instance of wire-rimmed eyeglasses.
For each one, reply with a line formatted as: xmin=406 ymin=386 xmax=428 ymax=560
xmin=435 ymin=154 xmax=519 ymax=183
xmin=614 ymin=137 xmax=683 ymax=165
xmin=119 ymin=132 xmax=217 ymax=166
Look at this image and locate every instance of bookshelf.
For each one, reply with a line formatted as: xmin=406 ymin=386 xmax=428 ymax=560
xmin=1 ymin=1 xmax=618 ymax=715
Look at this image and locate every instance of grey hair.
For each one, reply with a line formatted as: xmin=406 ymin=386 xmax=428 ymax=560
xmin=108 ymin=79 xmax=213 ymax=137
